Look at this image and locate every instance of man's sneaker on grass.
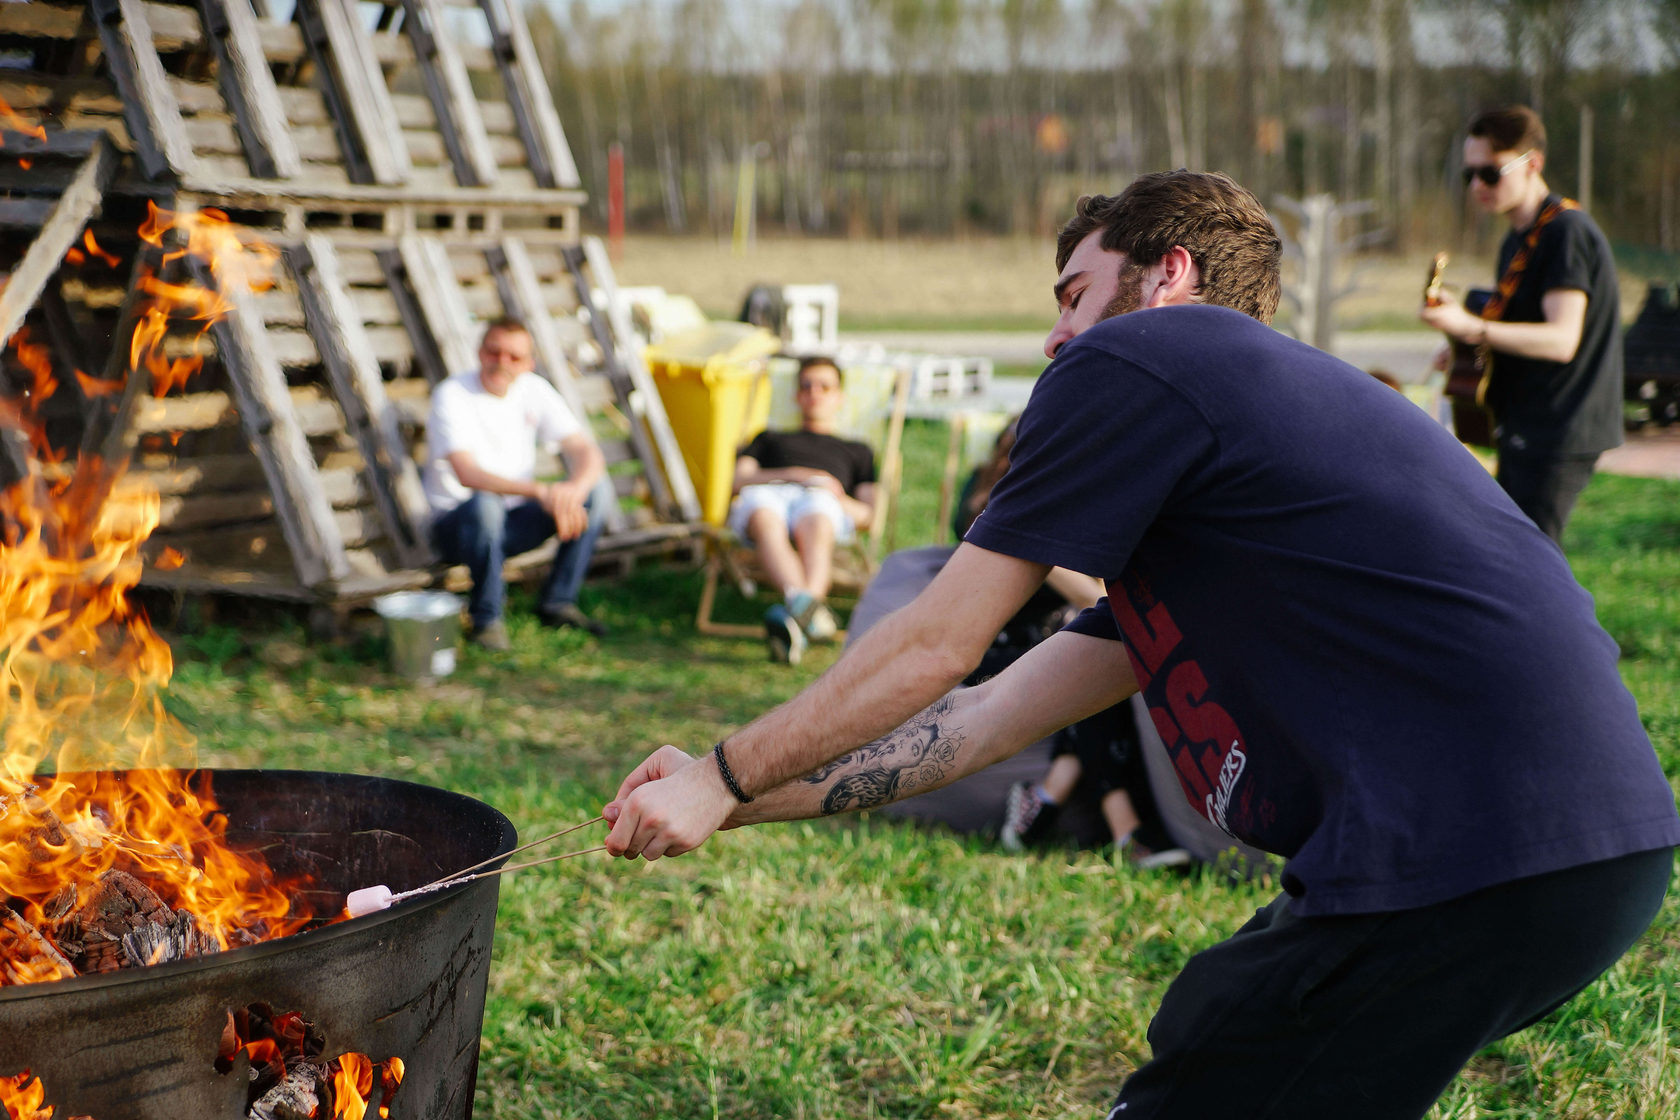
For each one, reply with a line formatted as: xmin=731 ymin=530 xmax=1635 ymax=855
xmin=765 ymin=603 xmax=807 ymax=664
xmin=468 ymin=619 xmax=511 ymax=652
xmin=999 ymin=781 xmax=1059 ymax=852
xmin=1128 ymin=844 xmax=1194 ymax=871
xmin=804 ymin=603 xmax=839 ymax=643
xmin=537 ymin=602 xmax=607 ymax=637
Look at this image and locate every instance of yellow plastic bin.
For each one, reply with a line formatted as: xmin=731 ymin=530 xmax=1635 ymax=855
xmin=645 ymin=322 xmax=784 ymax=525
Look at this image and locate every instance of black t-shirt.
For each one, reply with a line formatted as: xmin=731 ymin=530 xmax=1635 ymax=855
xmin=740 ymin=429 xmax=877 ymax=497
xmin=1487 ymin=197 xmax=1624 ymax=457
xmin=966 ymin=304 xmax=1679 ymax=917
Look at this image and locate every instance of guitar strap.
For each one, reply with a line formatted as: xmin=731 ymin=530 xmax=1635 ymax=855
xmin=1480 ymin=195 xmax=1578 ymax=322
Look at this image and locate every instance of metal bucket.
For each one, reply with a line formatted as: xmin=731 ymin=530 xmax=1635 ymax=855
xmin=374 ymin=591 xmax=462 ymax=680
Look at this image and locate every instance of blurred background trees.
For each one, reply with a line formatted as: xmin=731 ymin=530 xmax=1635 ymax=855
xmin=524 ymin=0 xmax=1680 ymax=257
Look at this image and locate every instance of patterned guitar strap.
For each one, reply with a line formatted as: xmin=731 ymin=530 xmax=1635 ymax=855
xmin=1480 ymin=196 xmax=1578 ymax=321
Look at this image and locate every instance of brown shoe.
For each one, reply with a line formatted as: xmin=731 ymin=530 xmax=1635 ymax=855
xmin=468 ymin=619 xmax=511 ymax=651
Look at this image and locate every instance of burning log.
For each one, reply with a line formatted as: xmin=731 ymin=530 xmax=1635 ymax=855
xmin=248 ymin=1064 xmax=324 ymax=1120
xmin=0 ymin=908 xmax=75 ymax=985
xmin=45 ymin=868 xmax=215 ymax=973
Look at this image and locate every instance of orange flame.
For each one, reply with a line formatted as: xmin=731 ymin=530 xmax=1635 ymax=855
xmin=1 ymin=190 xmax=313 ymax=988
xmin=81 ymin=231 xmax=120 ymax=269
xmin=326 ymin=1053 xmax=404 ymax=1120
xmin=0 ymin=91 xmax=47 ymax=145
xmin=0 ymin=1071 xmax=92 ymax=1120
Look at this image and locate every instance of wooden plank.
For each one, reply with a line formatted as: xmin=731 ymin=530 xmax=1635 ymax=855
xmin=0 ymin=3 xmax=84 ymax=38
xmin=89 ymin=0 xmax=197 ymax=181
xmin=194 ymin=0 xmax=304 ymax=180
xmin=131 ymin=386 xmax=345 ymax=438
xmin=576 ymin=236 xmax=702 ymax=522
xmin=398 ymin=0 xmax=499 ymax=187
xmin=287 ymin=235 xmax=435 ymax=568
xmin=0 ymin=138 xmax=116 ymax=350
xmin=398 ymin=233 xmax=478 ymax=375
xmin=485 ymin=237 xmax=627 ymax=534
xmin=187 ymin=254 xmax=352 ymax=588
xmin=376 ymin=246 xmax=449 ymax=386
xmin=476 ymin=0 xmax=580 ymax=189
xmin=292 ymin=0 xmax=412 ymax=186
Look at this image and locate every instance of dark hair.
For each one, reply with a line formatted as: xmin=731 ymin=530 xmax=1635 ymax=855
xmin=1054 ymin=170 xmax=1282 ymax=324
xmin=1467 ymin=106 xmax=1547 ymax=155
xmin=795 ymin=354 xmax=843 ymax=389
xmin=480 ymin=316 xmax=530 ymax=344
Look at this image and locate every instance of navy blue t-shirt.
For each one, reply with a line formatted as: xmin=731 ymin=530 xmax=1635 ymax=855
xmin=967 ymin=304 xmax=1679 ymax=916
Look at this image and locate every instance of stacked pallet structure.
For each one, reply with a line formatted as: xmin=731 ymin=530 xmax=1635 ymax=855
xmin=0 ymin=0 xmax=704 ymax=613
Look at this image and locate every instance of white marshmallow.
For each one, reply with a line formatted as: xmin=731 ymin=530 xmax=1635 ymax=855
xmin=346 ymin=885 xmax=394 ymax=918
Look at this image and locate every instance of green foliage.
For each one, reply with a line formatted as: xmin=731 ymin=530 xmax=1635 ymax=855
xmin=163 ymin=467 xmax=1680 ymax=1120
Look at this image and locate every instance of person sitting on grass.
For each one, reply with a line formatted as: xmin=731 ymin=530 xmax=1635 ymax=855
xmin=727 ymin=355 xmax=877 ymax=664
xmin=957 ymin=418 xmax=1186 ymax=865
xmin=423 ymin=317 xmax=609 ymax=651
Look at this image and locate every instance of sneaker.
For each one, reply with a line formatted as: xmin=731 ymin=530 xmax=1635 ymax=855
xmin=804 ymin=603 xmax=839 ymax=643
xmin=764 ymin=604 xmax=807 ymax=665
xmin=1128 ymin=844 xmax=1193 ymax=871
xmin=999 ymin=781 xmax=1059 ymax=852
xmin=537 ymin=603 xmax=607 ymax=637
xmin=468 ymin=619 xmax=511 ymax=652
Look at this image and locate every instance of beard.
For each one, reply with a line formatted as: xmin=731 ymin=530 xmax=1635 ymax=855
xmin=1100 ymin=260 xmax=1151 ymax=320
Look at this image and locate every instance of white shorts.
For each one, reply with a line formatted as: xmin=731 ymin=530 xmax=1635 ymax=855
xmin=728 ymin=483 xmax=855 ymax=544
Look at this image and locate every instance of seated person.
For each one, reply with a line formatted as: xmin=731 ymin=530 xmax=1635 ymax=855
xmin=728 ymin=355 xmax=877 ymax=664
xmin=423 ymin=317 xmax=609 ymax=651
xmin=954 ymin=420 xmax=1182 ymax=861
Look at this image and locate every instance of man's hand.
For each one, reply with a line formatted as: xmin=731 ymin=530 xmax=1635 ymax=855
xmin=538 ymin=479 xmax=592 ymax=539
xmin=801 ymin=471 xmax=846 ymax=497
xmin=1419 ymin=289 xmax=1480 ymax=341
xmin=602 ymin=745 xmax=738 ymax=860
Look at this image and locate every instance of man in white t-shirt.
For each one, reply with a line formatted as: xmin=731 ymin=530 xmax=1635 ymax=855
xmin=423 ymin=318 xmax=609 ymax=650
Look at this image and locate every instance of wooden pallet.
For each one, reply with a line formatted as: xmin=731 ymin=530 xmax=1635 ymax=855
xmin=0 ymin=1 xmax=702 ymax=611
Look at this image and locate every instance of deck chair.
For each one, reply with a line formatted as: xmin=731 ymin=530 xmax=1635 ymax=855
xmin=935 ymin=408 xmax=1015 ymax=543
xmin=694 ymin=356 xmax=911 ymax=637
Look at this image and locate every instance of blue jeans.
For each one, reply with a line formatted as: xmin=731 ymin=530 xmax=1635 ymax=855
xmin=431 ymin=481 xmax=608 ymax=630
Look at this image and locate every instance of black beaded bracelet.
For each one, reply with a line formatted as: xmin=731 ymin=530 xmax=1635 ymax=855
xmin=713 ymin=740 xmax=753 ymax=804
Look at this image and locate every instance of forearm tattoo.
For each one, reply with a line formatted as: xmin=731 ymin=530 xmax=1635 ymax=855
xmin=801 ymin=695 xmax=967 ymax=815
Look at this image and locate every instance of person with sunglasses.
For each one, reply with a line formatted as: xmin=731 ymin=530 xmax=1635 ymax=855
xmin=1420 ymin=104 xmax=1623 ymax=542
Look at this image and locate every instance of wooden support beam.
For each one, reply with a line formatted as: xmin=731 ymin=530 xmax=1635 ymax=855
xmin=293 ymin=0 xmax=413 ymax=186
xmin=194 ymin=0 xmax=303 ymax=180
xmin=286 ymin=235 xmax=435 ymax=568
xmin=185 ymin=254 xmax=353 ymax=589
xmin=88 ymin=0 xmax=197 ymax=181
xmin=485 ymin=237 xmax=628 ymax=534
xmin=396 ymin=233 xmax=477 ymax=375
xmin=376 ymin=245 xmax=450 ymax=386
xmin=0 ymin=135 xmax=115 ymax=350
xmin=477 ymin=0 xmax=580 ymax=190
xmin=399 ymin=0 xmax=499 ymax=188
xmin=572 ymin=236 xmax=702 ymax=522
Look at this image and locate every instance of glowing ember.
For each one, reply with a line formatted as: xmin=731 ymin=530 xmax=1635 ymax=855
xmin=220 ymin=1004 xmax=405 ymax=1119
xmin=1 ymin=200 xmax=316 ymax=986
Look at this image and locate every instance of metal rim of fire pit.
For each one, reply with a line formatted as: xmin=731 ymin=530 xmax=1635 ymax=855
xmin=0 ymin=768 xmax=519 ymax=1003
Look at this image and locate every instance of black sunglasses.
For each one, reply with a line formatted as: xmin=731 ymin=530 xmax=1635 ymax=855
xmin=1461 ymin=150 xmax=1532 ymax=187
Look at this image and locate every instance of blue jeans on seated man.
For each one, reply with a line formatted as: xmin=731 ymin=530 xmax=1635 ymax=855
xmin=431 ymin=482 xmax=607 ymax=631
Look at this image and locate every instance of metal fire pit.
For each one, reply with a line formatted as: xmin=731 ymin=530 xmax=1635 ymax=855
xmin=0 ymin=769 xmax=517 ymax=1120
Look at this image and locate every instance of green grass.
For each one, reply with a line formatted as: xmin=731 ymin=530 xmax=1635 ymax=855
xmin=156 ymin=437 xmax=1680 ymax=1119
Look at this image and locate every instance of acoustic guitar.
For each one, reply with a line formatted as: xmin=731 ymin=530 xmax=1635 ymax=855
xmin=1425 ymin=252 xmax=1496 ymax=446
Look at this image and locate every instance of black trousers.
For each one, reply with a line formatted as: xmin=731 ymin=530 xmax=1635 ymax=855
xmin=1107 ymin=846 xmax=1674 ymax=1120
xmin=1496 ymin=448 xmax=1600 ymax=543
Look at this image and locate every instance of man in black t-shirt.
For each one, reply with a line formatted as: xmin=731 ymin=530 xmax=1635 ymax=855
xmin=728 ymin=355 xmax=877 ymax=663
xmin=604 ymin=172 xmax=1677 ymax=1118
xmin=1421 ymin=105 xmax=1623 ymax=541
